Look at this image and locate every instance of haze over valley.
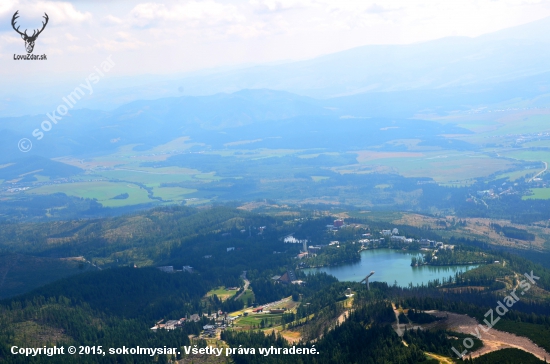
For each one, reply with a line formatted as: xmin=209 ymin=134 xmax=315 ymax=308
xmin=2 ymin=3 xmax=550 ymax=363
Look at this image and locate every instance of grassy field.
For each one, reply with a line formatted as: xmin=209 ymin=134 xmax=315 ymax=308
xmin=353 ymin=150 xmax=516 ymax=184
xmin=212 ymin=148 xmax=301 ymax=159
xmin=449 ymin=112 xmax=550 ymax=139
xmin=34 ymin=175 xmax=51 ymax=182
xmin=26 ymin=181 xmax=152 ymax=207
xmin=192 ymin=172 xmax=220 ymax=181
xmin=94 ymin=168 xmax=197 ymax=186
xmin=26 ymin=181 xmax=125 ymax=199
xmin=15 ymin=109 xmax=548 ymax=209
xmin=20 ymin=167 xmax=202 ymax=207
xmin=488 ymin=115 xmax=550 ymax=136
xmin=494 ymin=169 xmax=531 ymax=182
xmin=430 ymin=110 xmax=550 ymax=143
xmin=206 ymin=287 xmax=238 ymax=301
xmin=523 ymin=188 xmax=550 ymax=200
xmin=523 ymin=140 xmax=550 ymax=148
xmin=236 ymin=313 xmax=283 ymax=329
xmin=311 ymin=176 xmax=329 ymax=182
xmin=152 ymin=187 xmax=197 ymax=200
xmin=453 ymin=121 xmax=499 ymax=133
xmin=502 ymin=150 xmax=550 ymax=165
xmin=237 ymin=289 xmax=255 ymax=304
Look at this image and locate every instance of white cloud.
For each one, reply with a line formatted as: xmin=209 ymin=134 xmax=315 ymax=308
xmin=102 ymin=14 xmax=125 ymax=26
xmin=0 ymin=34 xmax=21 ymax=43
xmin=129 ymin=1 xmax=246 ymax=27
xmin=227 ymin=22 xmax=270 ymax=38
xmin=365 ymin=4 xmax=399 ymax=14
xmin=33 ymin=1 xmax=92 ymax=24
xmin=3 ymin=0 xmax=550 ymax=83
xmin=0 ymin=0 xmax=19 ymax=17
xmin=249 ymin=0 xmax=317 ymax=12
xmin=92 ymin=31 xmax=147 ymax=52
xmin=65 ymin=32 xmax=78 ymax=41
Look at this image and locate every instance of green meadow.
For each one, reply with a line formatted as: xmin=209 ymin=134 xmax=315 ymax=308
xmin=237 ymin=289 xmax=255 ymax=304
xmin=206 ymin=287 xmax=238 ymax=301
xmin=502 ymin=150 xmax=550 ymax=165
xmin=152 ymin=187 xmax=197 ymax=200
xmin=354 ymin=151 xmax=515 ymax=184
xmin=523 ymin=188 xmax=550 ymax=200
xmin=235 ymin=313 xmax=283 ymax=329
xmin=27 ymin=181 xmax=152 ymax=207
xmin=311 ymin=176 xmax=329 ymax=182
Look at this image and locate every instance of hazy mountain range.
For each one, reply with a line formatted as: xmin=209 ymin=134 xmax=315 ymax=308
xmin=2 ymin=16 xmax=550 ymax=164
xmin=0 ymin=88 xmax=476 ymax=164
xmin=3 ymin=15 xmax=550 ymax=117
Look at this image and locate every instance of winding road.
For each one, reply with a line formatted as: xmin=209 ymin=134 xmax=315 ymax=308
xmin=528 ymin=161 xmax=548 ymax=182
xmin=234 ymin=271 xmax=250 ymax=301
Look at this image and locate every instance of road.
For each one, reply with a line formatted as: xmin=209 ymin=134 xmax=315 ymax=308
xmin=528 ymin=161 xmax=548 ymax=182
xmin=234 ymin=271 xmax=250 ymax=301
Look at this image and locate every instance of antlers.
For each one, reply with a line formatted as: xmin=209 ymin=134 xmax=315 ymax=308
xmin=11 ymin=11 xmax=49 ymax=39
xmin=34 ymin=13 xmax=49 ymax=38
xmin=11 ymin=11 xmax=24 ymax=36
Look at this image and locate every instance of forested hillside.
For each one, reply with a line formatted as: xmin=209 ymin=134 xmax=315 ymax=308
xmin=1 ymin=206 xmax=550 ymax=363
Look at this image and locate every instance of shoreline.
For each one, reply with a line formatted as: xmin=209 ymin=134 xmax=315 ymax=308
xmin=302 ymin=246 xmax=483 ymax=270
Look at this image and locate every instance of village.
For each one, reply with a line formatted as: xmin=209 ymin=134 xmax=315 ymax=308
xmin=150 ymin=295 xmax=299 ymax=339
xmin=287 ymin=218 xmax=455 ymax=262
xmin=148 ymin=219 xmax=463 ymax=339
xmin=152 ymin=259 xmax=303 ymax=339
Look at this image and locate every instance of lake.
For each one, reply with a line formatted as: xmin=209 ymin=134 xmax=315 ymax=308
xmin=303 ymin=248 xmax=478 ymax=287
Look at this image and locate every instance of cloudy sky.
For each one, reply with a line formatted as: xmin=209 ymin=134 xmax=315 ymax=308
xmin=2 ymin=0 xmax=550 ymax=86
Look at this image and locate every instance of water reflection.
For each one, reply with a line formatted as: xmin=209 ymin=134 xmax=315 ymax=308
xmin=303 ymin=248 xmax=478 ymax=287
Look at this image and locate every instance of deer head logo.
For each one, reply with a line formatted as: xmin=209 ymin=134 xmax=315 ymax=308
xmin=12 ymin=11 xmax=49 ymax=54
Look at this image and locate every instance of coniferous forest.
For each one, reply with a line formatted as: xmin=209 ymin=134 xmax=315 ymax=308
xmin=1 ymin=206 xmax=550 ymax=363
xmin=5 ymin=6 xmax=550 ymax=363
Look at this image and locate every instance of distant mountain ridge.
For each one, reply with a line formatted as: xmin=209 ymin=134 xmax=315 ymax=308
xmin=0 ymin=88 xmax=477 ymax=163
xmin=3 ymin=16 xmax=550 ymax=116
xmin=172 ymin=16 xmax=550 ymax=98
xmin=0 ymin=156 xmax=82 ymax=182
